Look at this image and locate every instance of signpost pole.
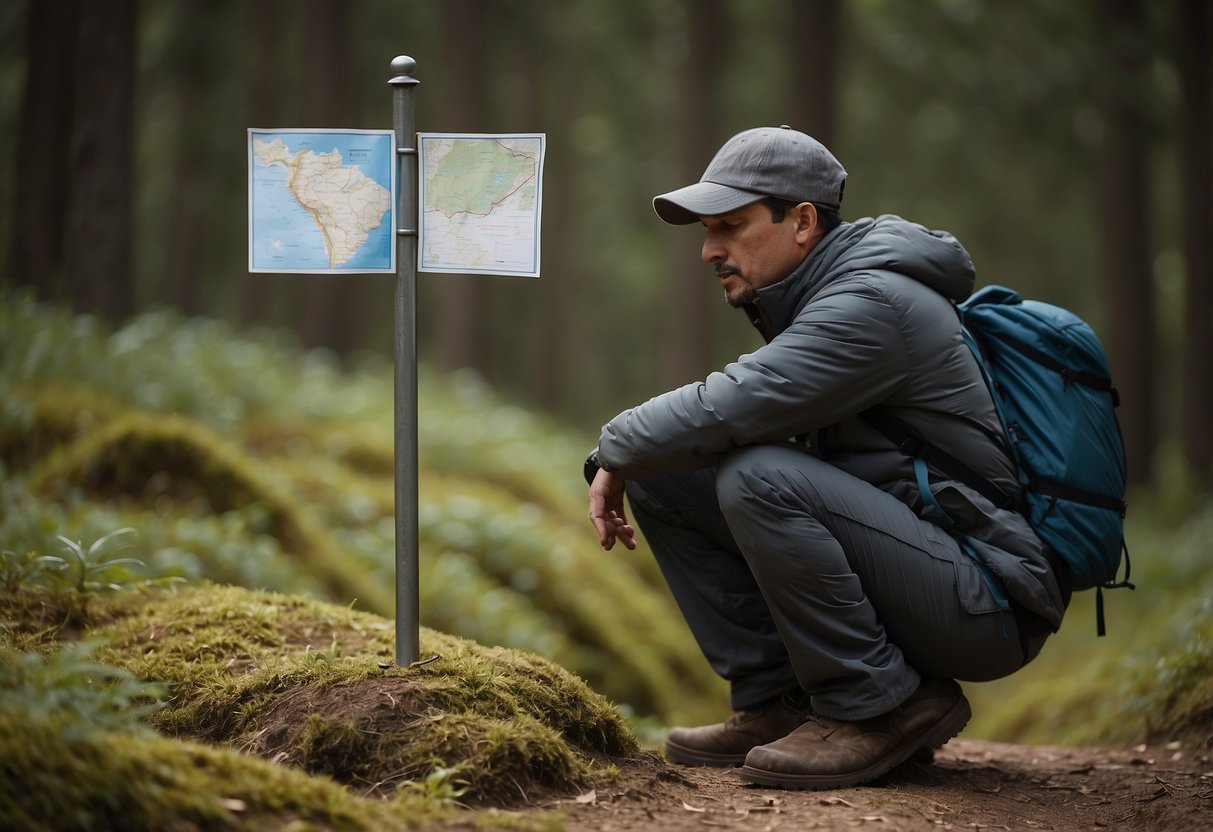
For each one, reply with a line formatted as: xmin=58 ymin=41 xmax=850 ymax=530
xmin=389 ymin=56 xmax=420 ymax=666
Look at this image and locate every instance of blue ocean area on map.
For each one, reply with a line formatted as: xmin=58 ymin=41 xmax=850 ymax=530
xmin=252 ymin=162 xmax=329 ymax=270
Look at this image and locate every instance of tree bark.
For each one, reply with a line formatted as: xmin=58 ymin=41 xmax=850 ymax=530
xmin=789 ymin=0 xmax=843 ymax=149
xmin=239 ymin=0 xmax=286 ymax=328
xmin=1178 ymin=0 xmax=1213 ymax=485
xmin=664 ymin=0 xmax=723 ymax=389
xmin=6 ymin=0 xmax=79 ymax=299
xmin=1097 ymin=0 xmax=1155 ymax=485
xmin=163 ymin=0 xmax=209 ymax=316
xmin=63 ymin=0 xmax=137 ymax=321
xmin=532 ymin=0 xmax=574 ymax=411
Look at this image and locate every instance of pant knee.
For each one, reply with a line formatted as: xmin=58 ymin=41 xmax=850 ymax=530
xmin=716 ymin=445 xmax=826 ymax=524
xmin=715 ymin=446 xmax=766 ymax=505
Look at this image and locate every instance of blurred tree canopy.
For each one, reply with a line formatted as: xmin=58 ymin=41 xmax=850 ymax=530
xmin=1 ymin=0 xmax=1210 ymax=487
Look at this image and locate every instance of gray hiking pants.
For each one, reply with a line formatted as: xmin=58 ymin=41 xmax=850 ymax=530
xmin=625 ymin=444 xmax=1046 ymax=720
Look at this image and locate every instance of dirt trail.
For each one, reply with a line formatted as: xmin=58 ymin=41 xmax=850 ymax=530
xmin=549 ymin=739 xmax=1213 ymax=831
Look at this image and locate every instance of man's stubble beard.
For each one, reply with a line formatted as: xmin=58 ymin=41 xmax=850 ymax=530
xmin=717 ymin=264 xmax=758 ymax=309
xmin=726 ymin=286 xmax=759 ymax=308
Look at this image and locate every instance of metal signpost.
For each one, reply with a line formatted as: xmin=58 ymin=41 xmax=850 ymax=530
xmin=250 ymin=56 xmax=540 ymax=667
xmin=389 ymin=56 xmax=420 ymax=666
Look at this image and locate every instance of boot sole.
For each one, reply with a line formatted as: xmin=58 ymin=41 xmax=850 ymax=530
xmin=665 ymin=738 xmax=748 ymax=767
xmin=666 ymin=739 xmax=934 ymax=769
xmin=736 ymin=694 xmax=971 ymax=790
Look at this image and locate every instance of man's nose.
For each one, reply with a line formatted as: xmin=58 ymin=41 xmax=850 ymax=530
xmin=701 ymin=233 xmax=724 ymax=264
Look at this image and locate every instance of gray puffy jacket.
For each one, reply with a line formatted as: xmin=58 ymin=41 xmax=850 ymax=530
xmin=598 ymin=214 xmax=1068 ymax=627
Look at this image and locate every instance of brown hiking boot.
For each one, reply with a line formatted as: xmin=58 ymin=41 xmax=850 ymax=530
xmin=738 ymin=677 xmax=970 ymax=790
xmin=665 ymin=692 xmax=812 ymax=766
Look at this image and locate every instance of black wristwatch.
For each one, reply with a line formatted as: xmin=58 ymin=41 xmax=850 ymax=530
xmin=583 ymin=449 xmax=603 ymax=486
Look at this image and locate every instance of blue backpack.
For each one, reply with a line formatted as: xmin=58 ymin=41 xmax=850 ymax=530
xmin=870 ymin=285 xmax=1132 ymax=634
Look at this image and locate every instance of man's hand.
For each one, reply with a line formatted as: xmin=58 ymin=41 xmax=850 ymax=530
xmin=588 ymin=468 xmax=637 ymax=551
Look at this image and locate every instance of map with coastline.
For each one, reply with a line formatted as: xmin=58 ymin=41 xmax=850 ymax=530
xmin=248 ymin=129 xmax=395 ymax=273
xmin=418 ymin=133 xmax=545 ymax=277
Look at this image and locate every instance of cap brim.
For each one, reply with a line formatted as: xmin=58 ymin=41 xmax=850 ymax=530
xmin=652 ymin=182 xmax=766 ymax=225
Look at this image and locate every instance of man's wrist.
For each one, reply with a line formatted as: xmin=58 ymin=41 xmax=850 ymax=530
xmin=583 ymin=449 xmax=613 ymax=485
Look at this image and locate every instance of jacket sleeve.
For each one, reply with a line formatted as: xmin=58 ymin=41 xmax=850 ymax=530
xmin=598 ymin=280 xmax=912 ymax=476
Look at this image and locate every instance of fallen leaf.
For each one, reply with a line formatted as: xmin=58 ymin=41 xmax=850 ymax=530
xmin=218 ymin=798 xmax=246 ymax=812
xmin=574 ymin=790 xmax=597 ymax=804
xmin=682 ymin=801 xmax=706 ymax=813
xmin=819 ymin=796 xmax=856 ymax=807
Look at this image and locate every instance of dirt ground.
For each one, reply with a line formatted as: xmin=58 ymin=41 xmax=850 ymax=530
xmin=546 ymin=739 xmax=1213 ymax=831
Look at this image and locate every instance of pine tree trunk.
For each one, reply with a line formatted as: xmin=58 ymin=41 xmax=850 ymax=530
xmin=664 ymin=0 xmax=722 ymax=389
xmin=63 ymin=0 xmax=137 ymax=321
xmin=1097 ymin=0 xmax=1155 ymax=484
xmin=789 ymin=0 xmax=843 ymax=148
xmin=1178 ymin=0 xmax=1213 ymax=485
xmin=6 ymin=0 xmax=79 ymax=299
xmin=239 ymin=0 xmax=286 ymax=328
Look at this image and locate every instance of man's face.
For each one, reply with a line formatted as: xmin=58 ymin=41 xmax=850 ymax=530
xmin=699 ymin=200 xmax=809 ymax=308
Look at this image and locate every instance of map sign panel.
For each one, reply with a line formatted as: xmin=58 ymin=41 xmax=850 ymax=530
xmin=248 ymin=129 xmax=395 ymax=273
xmin=418 ymin=133 xmax=545 ymax=277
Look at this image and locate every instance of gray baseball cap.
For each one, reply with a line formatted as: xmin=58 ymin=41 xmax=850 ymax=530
xmin=652 ymin=125 xmax=847 ymax=225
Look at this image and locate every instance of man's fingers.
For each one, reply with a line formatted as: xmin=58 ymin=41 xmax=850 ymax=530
xmin=588 ymin=507 xmax=617 ymax=550
xmin=589 ymin=512 xmax=635 ymax=551
xmin=605 ymin=512 xmax=637 ymax=550
xmin=591 ymin=516 xmax=613 ymax=548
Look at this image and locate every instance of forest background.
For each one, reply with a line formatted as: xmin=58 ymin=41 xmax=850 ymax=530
xmin=3 ymin=0 xmax=1212 ymax=486
xmin=3 ymin=0 xmax=1213 ymax=757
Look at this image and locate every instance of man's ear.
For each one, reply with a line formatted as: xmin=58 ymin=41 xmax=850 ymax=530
xmin=793 ymin=202 xmax=819 ymax=245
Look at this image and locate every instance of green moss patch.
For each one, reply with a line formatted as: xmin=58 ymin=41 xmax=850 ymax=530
xmin=5 ymin=583 xmax=639 ymax=810
xmin=0 ymin=716 xmax=421 ymax=832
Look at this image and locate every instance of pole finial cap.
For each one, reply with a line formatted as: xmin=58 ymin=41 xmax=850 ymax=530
xmin=391 ymin=56 xmax=417 ymax=76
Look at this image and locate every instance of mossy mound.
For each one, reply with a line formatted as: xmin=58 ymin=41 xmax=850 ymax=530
xmin=25 ymin=413 xmax=395 ymax=616
xmin=5 ymin=583 xmax=639 ymax=809
xmin=0 ymin=716 xmax=417 ymax=832
xmin=0 ymin=387 xmax=123 ymax=472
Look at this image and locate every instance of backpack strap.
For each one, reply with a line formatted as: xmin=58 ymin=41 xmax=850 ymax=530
xmin=1033 ymin=478 xmax=1128 ymax=516
xmin=983 ymin=327 xmax=1115 ymax=394
xmin=860 ymin=408 xmax=1021 ymax=513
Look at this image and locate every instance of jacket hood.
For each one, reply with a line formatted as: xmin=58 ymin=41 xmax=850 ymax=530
xmin=747 ymin=214 xmax=976 ymax=337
